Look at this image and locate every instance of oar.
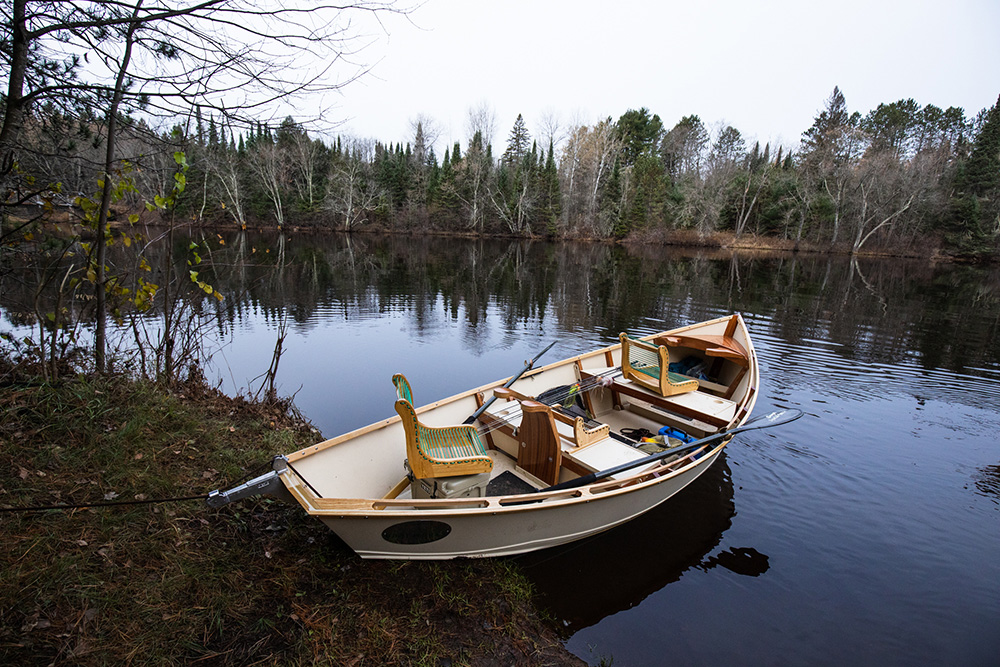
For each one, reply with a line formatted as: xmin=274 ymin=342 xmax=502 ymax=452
xmin=539 ymin=408 xmax=804 ymax=493
xmin=464 ymin=341 xmax=557 ymax=424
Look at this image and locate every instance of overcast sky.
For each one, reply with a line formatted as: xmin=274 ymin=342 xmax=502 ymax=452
xmin=314 ymin=0 xmax=1000 ymax=154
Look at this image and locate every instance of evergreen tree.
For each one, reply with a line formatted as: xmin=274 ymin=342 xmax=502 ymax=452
xmin=426 ymin=147 xmax=441 ymax=204
xmin=196 ymin=106 xmax=205 ymax=146
xmin=541 ymin=140 xmax=563 ymax=234
xmin=503 ymin=113 xmax=532 ymax=164
xmin=802 ymin=86 xmax=850 ymax=154
xmin=947 ymin=94 xmax=1000 ymax=255
xmin=617 ymin=107 xmax=664 ymax=166
xmin=963 ymin=94 xmax=1000 ymax=198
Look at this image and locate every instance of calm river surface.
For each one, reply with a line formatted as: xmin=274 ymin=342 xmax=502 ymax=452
xmin=6 ymin=231 xmax=1000 ymax=665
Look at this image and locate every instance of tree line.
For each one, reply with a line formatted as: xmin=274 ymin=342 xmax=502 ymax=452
xmin=8 ymin=88 xmax=1000 ymax=259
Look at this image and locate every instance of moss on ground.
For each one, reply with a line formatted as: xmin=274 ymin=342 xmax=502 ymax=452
xmin=0 ymin=374 xmax=583 ymax=666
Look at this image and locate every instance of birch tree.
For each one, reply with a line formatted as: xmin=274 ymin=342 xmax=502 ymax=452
xmin=249 ymin=137 xmax=287 ymax=228
xmin=327 ymin=138 xmax=382 ymax=230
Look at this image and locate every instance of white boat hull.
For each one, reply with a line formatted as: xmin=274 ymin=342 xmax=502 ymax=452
xmin=316 ymin=448 xmax=723 ymax=559
xmin=277 ymin=314 xmax=759 ymax=559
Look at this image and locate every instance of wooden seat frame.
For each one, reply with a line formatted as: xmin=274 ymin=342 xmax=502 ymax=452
xmin=392 ymin=374 xmax=493 ymax=480
xmin=619 ymin=333 xmax=699 ymax=397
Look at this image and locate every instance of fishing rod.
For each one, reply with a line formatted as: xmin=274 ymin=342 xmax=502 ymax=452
xmin=463 ymin=341 xmax=557 ymax=425
xmin=471 ymin=368 xmax=622 ymax=437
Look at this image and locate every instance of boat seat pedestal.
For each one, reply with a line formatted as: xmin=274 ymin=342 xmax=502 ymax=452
xmin=410 ymin=472 xmax=491 ymax=500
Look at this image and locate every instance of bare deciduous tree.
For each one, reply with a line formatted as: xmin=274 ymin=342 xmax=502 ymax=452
xmin=327 ymin=137 xmax=382 ymax=230
xmin=466 ymin=100 xmax=498 ymax=149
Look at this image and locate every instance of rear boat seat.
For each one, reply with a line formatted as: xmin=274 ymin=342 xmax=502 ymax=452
xmin=582 ymin=367 xmax=739 ymax=433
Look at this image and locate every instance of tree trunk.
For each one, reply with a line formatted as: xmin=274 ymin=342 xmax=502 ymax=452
xmin=0 ymin=0 xmax=29 ymax=175
xmin=94 ymin=0 xmax=144 ymax=374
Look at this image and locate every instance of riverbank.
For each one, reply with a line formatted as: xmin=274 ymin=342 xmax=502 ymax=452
xmin=6 ymin=203 xmax=986 ymax=263
xmin=0 ymin=372 xmax=585 ymax=666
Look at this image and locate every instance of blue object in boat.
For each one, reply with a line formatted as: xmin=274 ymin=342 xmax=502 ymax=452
xmin=658 ymin=425 xmax=694 ymax=442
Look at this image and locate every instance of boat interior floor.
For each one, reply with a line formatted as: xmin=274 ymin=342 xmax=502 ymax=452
xmin=486 ymin=470 xmax=538 ymax=496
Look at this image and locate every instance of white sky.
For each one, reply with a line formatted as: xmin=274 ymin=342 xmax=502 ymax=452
xmin=311 ymin=0 xmax=1000 ymax=154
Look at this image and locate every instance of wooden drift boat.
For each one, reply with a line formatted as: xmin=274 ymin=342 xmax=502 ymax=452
xmin=208 ymin=314 xmax=761 ymax=559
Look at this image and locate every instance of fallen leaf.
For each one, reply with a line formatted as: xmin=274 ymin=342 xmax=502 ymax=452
xmin=19 ymin=467 xmax=29 ymax=480
xmin=133 ymin=452 xmax=143 ymax=460
xmin=22 ymin=618 xmax=52 ymax=632
xmin=103 ymin=491 xmax=118 ymax=501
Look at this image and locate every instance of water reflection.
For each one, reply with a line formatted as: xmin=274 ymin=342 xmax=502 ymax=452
xmin=517 ymin=457 xmax=741 ymax=634
xmin=5 ymin=231 xmax=1000 ymax=390
xmin=3 ymin=231 xmax=1000 ymax=665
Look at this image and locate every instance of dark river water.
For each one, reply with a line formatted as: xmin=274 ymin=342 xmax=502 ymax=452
xmin=5 ymin=231 xmax=1000 ymax=665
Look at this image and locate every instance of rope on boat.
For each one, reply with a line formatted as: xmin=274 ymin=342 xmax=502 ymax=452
xmin=283 ymin=459 xmax=322 ymax=497
xmin=0 ymin=459 xmax=279 ymax=514
xmin=0 ymin=493 xmax=210 ymax=514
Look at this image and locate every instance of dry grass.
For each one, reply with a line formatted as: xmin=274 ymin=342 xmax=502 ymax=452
xmin=0 ymin=373 xmax=581 ymax=666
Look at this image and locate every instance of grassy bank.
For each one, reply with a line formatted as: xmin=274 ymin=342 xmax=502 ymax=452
xmin=0 ymin=375 xmax=582 ymax=666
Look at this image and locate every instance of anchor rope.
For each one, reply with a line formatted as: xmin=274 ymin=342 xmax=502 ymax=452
xmin=0 ymin=493 xmax=210 ymax=514
xmin=0 ymin=458 xmax=280 ymax=514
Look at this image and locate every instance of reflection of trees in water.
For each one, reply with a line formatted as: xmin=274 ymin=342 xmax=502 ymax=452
xmin=4 ymin=231 xmax=1000 ymax=378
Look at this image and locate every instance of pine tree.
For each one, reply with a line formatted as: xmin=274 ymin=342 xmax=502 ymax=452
xmin=503 ymin=114 xmax=531 ymax=164
xmin=963 ymin=94 xmax=1000 ymax=198
xmin=196 ymin=106 xmax=205 ymax=146
xmin=947 ymin=94 xmax=1000 ymax=255
xmin=617 ymin=107 xmax=664 ymax=166
xmin=541 ymin=140 xmax=562 ymax=233
xmin=802 ymin=86 xmax=850 ymax=154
